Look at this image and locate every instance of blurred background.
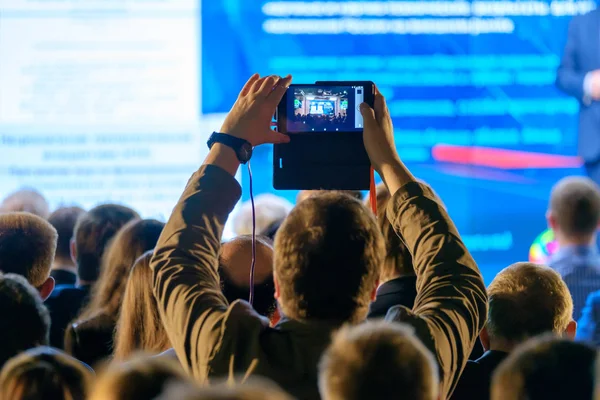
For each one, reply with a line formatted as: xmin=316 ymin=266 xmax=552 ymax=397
xmin=0 ymin=0 xmax=595 ymax=282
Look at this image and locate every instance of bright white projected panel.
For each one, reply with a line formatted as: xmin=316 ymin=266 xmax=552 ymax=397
xmin=0 ymin=0 xmax=205 ymax=220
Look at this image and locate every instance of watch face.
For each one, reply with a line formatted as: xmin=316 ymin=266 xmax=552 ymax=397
xmin=239 ymin=142 xmax=253 ymax=162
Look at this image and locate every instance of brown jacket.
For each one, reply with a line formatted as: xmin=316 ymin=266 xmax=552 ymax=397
xmin=151 ymin=165 xmax=487 ymax=399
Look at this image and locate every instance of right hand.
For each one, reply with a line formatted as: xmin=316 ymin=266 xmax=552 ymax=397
xmin=590 ymin=70 xmax=600 ymax=100
xmin=360 ymin=87 xmax=401 ymax=175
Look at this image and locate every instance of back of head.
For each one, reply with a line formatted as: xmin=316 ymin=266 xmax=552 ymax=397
xmin=487 ymin=262 xmax=573 ymax=345
xmin=296 ymin=190 xmax=364 ymax=204
xmin=370 ymin=183 xmax=414 ymax=281
xmin=79 ymin=219 xmax=163 ymax=321
xmin=220 ymin=235 xmax=276 ymax=317
xmin=0 ymin=212 xmax=57 ymax=287
xmin=90 ymin=355 xmax=188 ymax=400
xmin=275 ymin=193 xmax=383 ymax=323
xmin=158 ymin=378 xmax=294 ymax=400
xmin=0 ymin=189 xmax=50 ymax=219
xmin=0 ymin=347 xmax=93 ymax=400
xmin=48 ymin=206 xmax=85 ymax=265
xmin=492 ymin=335 xmax=597 ymax=400
xmin=549 ymin=176 xmax=600 ymax=239
xmin=0 ymin=273 xmax=50 ymax=368
xmin=319 ymin=321 xmax=438 ymax=400
xmin=233 ymin=194 xmax=293 ymax=236
xmin=74 ymin=204 xmax=139 ymax=282
xmin=114 ymin=251 xmax=170 ymax=361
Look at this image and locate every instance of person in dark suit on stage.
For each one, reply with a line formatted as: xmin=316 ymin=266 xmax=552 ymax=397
xmin=557 ymin=8 xmax=600 ymax=182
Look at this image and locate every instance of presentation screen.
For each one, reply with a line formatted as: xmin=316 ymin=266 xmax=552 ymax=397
xmin=201 ymin=0 xmax=594 ymax=278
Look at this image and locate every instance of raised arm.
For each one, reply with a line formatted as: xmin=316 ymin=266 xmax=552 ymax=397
xmin=360 ymin=91 xmax=487 ymax=399
xmin=151 ymin=74 xmax=292 ymax=379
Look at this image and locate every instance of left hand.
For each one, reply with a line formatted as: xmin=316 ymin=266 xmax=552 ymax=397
xmin=220 ymin=74 xmax=292 ymax=146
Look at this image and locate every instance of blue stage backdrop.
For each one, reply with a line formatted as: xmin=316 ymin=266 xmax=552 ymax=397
xmin=201 ymin=0 xmax=596 ymax=282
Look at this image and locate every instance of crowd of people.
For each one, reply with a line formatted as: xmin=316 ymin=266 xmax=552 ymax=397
xmin=1 ymin=74 xmax=600 ymax=399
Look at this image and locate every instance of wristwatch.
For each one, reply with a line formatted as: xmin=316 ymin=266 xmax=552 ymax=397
xmin=207 ymin=132 xmax=253 ymax=164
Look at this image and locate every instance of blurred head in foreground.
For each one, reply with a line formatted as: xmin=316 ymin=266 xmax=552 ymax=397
xmin=319 ymin=321 xmax=438 ymax=400
xmin=492 ymin=335 xmax=597 ymax=400
xmin=0 ymin=347 xmax=93 ymax=400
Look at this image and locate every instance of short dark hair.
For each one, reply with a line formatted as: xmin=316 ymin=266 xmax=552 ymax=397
xmin=487 ymin=263 xmax=573 ymax=343
xmin=74 ymin=204 xmax=139 ymax=282
xmin=219 ymin=235 xmax=276 ymax=317
xmin=492 ymin=335 xmax=597 ymax=400
xmin=319 ymin=321 xmax=438 ymax=400
xmin=275 ymin=193 xmax=383 ymax=323
xmin=48 ymin=206 xmax=85 ymax=262
xmin=0 ymin=212 xmax=58 ymax=287
xmin=550 ymin=176 xmax=600 ymax=238
xmin=0 ymin=273 xmax=50 ymax=368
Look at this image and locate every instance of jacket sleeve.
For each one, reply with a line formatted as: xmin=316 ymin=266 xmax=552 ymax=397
xmin=151 ymin=165 xmax=250 ymax=380
xmin=556 ymin=16 xmax=587 ymax=102
xmin=384 ymin=182 xmax=488 ymax=399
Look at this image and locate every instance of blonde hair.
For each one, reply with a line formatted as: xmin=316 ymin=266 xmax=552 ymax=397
xmin=319 ymin=321 xmax=438 ymax=400
xmin=156 ymin=378 xmax=294 ymax=400
xmin=90 ymin=355 xmax=188 ymax=400
xmin=487 ymin=262 xmax=573 ymax=343
xmin=75 ymin=219 xmax=163 ymax=324
xmin=0 ymin=212 xmax=57 ymax=287
xmin=0 ymin=347 xmax=93 ymax=400
xmin=113 ymin=251 xmax=170 ymax=361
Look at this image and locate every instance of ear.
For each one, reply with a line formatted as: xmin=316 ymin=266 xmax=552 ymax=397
xmin=274 ymin=274 xmax=280 ymax=300
xmin=70 ymin=238 xmax=77 ymax=265
xmin=547 ymin=210 xmax=558 ymax=230
xmin=370 ymin=279 xmax=379 ymax=302
xmin=38 ymin=276 xmax=55 ymax=301
xmin=479 ymin=325 xmax=490 ymax=351
xmin=566 ymin=320 xmax=577 ymax=340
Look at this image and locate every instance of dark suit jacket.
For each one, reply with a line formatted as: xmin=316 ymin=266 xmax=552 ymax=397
xmin=50 ymin=269 xmax=77 ymax=286
xmin=451 ymin=350 xmax=509 ymax=400
xmin=556 ymin=9 xmax=600 ymax=162
xmin=45 ymin=284 xmax=92 ymax=349
xmin=64 ymin=312 xmax=115 ymax=367
xmin=368 ymin=276 xmax=418 ymax=318
xmin=151 ymin=165 xmax=487 ymax=399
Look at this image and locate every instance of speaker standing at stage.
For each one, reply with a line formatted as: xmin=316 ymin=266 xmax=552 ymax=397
xmin=557 ymin=8 xmax=600 ymax=184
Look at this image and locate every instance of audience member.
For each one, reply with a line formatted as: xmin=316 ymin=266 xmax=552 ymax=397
xmin=158 ymin=378 xmax=294 ymax=400
xmin=491 ymin=336 xmax=597 ymax=400
xmin=366 ymin=183 xmax=417 ymax=318
xmin=576 ymin=289 xmax=600 ymax=345
xmin=233 ymin=194 xmax=293 ymax=236
xmin=0 ymin=273 xmax=50 ymax=369
xmin=451 ymin=262 xmax=575 ymax=400
xmin=89 ymin=355 xmax=189 ymax=400
xmin=220 ymin=235 xmax=277 ymax=319
xmin=0 ymin=212 xmax=57 ymax=300
xmin=151 ymin=75 xmax=486 ymax=399
xmin=0 ymin=188 xmax=50 ymax=219
xmin=48 ymin=206 xmax=85 ymax=286
xmin=0 ymin=347 xmax=93 ymax=400
xmin=547 ymin=176 xmax=600 ymax=320
xmin=65 ymin=219 xmax=163 ymax=366
xmin=319 ymin=321 xmax=438 ymax=400
xmin=296 ymin=189 xmax=363 ymax=204
xmin=114 ymin=251 xmax=170 ymax=361
xmin=45 ymin=204 xmax=139 ymax=349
